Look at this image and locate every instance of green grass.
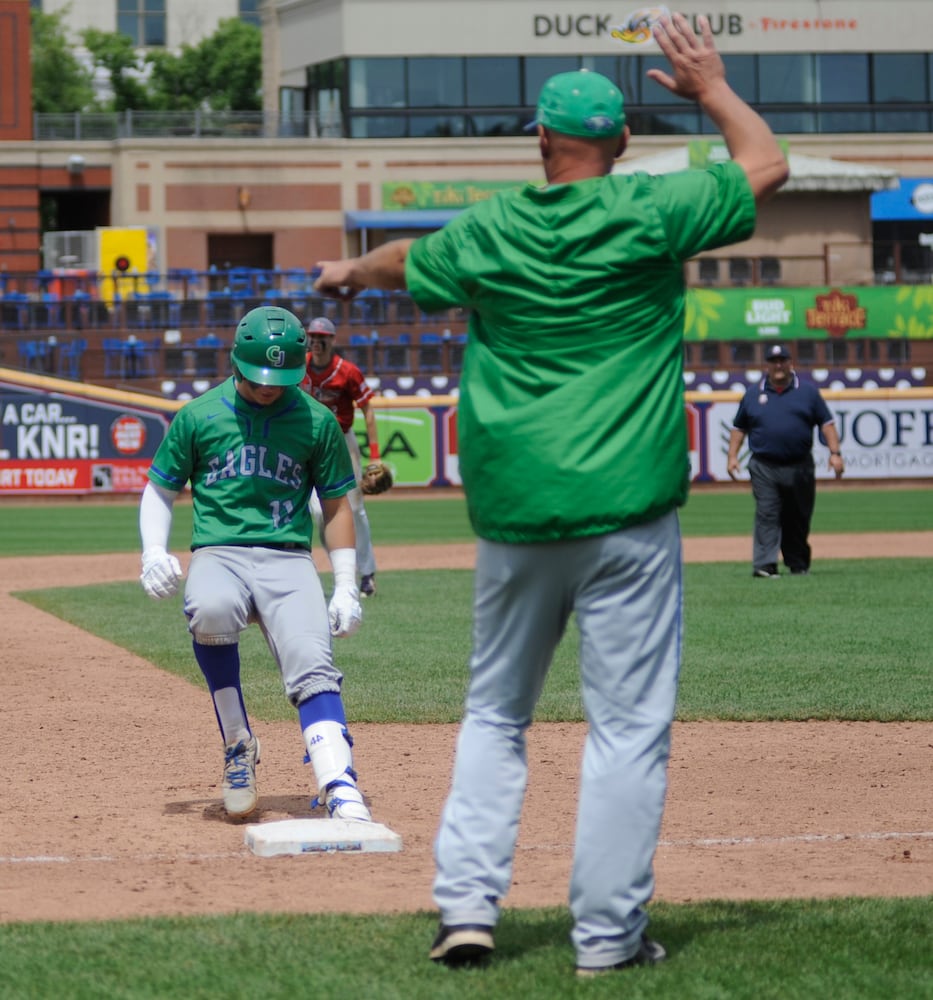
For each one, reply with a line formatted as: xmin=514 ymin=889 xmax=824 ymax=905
xmin=15 ymin=559 xmax=933 ymax=722
xmin=1 ymin=487 xmax=931 ymax=556
xmin=5 ymin=493 xmax=932 ymax=994
xmin=2 ymin=900 xmax=930 ymax=1000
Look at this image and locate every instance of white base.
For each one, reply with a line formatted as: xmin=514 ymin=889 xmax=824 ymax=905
xmin=244 ymin=818 xmax=402 ymax=857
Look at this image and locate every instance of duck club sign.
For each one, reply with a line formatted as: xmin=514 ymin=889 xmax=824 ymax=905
xmin=533 ymin=11 xmax=744 ymax=38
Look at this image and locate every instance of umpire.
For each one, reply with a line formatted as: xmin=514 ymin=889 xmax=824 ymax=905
xmin=727 ymin=343 xmax=844 ymax=577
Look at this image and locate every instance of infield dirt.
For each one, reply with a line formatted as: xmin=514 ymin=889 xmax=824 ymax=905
xmin=1 ymin=535 xmax=931 ymax=923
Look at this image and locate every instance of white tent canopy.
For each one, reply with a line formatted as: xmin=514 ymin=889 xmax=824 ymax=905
xmin=612 ymin=148 xmax=899 ymax=193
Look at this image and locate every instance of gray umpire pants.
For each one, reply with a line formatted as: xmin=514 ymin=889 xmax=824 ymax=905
xmin=748 ymin=454 xmax=816 ymax=573
xmin=432 ymin=511 xmax=683 ymax=968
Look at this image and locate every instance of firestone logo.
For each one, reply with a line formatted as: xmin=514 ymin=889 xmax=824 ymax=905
xmin=805 ymin=289 xmax=866 ymax=338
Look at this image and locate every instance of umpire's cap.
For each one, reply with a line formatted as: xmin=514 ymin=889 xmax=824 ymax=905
xmin=765 ymin=343 xmax=792 ymax=360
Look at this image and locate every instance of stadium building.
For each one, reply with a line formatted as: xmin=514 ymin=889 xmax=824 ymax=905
xmin=1 ymin=0 xmax=933 ymax=386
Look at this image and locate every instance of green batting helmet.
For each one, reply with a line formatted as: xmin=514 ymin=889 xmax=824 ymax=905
xmin=231 ymin=306 xmax=307 ymax=386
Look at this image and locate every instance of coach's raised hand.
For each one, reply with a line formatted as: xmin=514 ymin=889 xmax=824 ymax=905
xmin=649 ymin=13 xmax=788 ymax=205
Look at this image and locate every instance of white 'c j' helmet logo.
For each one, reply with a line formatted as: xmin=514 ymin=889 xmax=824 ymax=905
xmin=266 ymin=345 xmax=285 ymax=368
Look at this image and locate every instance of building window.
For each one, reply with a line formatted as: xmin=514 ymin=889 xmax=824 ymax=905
xmin=759 ymin=54 xmax=814 ymax=103
xmin=873 ymin=53 xmax=927 ymax=102
xmin=117 ymin=0 xmax=166 ymax=47
xmin=818 ymin=54 xmax=869 ymax=103
xmin=721 ymin=55 xmax=757 ymax=103
xmin=408 ymin=58 xmax=463 ymax=107
xmin=466 ymin=58 xmax=520 ymax=106
xmin=467 ymin=113 xmax=525 ymax=136
xmin=349 ymin=58 xmax=405 ymax=109
xmin=350 ymin=115 xmax=408 ymax=139
xmin=307 ymin=51 xmax=933 ymax=139
xmin=307 ymin=61 xmax=345 ymax=137
xmin=409 ymin=114 xmax=467 ymax=138
xmin=239 ymin=0 xmax=261 ymax=27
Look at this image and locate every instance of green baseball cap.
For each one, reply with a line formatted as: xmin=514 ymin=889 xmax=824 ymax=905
xmin=528 ymin=70 xmax=625 ymax=139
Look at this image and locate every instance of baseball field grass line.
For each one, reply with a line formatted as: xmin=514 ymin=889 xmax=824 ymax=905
xmin=1 ymin=487 xmax=933 ymax=556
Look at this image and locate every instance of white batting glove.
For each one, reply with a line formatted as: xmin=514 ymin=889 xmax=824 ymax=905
xmin=327 ymin=547 xmax=361 ymax=637
xmin=328 ymin=584 xmax=362 ymax=637
xmin=140 ymin=546 xmax=184 ymax=600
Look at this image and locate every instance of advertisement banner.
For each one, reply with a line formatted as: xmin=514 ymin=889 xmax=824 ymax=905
xmin=353 ymin=406 xmax=439 ymax=486
xmin=382 ymin=181 xmax=523 ymax=211
xmin=0 ymin=390 xmax=169 ymax=495
xmin=701 ymin=394 xmax=933 ymax=481
xmin=685 ymin=286 xmax=933 ymax=341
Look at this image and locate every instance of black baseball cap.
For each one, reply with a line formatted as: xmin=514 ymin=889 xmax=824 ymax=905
xmin=765 ymin=343 xmax=791 ymax=360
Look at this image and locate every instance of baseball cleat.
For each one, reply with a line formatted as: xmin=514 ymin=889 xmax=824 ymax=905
xmin=314 ymin=778 xmax=372 ymax=822
xmin=222 ymin=735 xmax=260 ymax=819
xmin=360 ymin=574 xmax=376 ymax=597
xmin=429 ymin=923 xmax=495 ymax=965
xmin=575 ymin=935 xmax=667 ymax=977
xmin=753 ymin=565 xmax=780 ymax=578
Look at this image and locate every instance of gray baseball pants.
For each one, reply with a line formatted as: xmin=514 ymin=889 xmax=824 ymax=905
xmin=184 ymin=545 xmax=342 ymax=707
xmin=432 ymin=511 xmax=683 ymax=968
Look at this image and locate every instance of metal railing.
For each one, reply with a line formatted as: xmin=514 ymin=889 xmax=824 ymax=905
xmin=33 ymin=110 xmax=342 ymax=141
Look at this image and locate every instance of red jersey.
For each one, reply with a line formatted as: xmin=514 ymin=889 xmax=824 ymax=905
xmin=300 ymin=353 xmax=374 ymax=433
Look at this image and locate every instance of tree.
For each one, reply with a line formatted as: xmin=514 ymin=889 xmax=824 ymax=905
xmin=197 ymin=19 xmax=262 ymax=111
xmin=30 ymin=8 xmax=96 ymax=114
xmin=81 ymin=29 xmax=155 ymax=112
xmin=147 ymin=19 xmax=261 ymax=112
xmin=31 ymin=16 xmax=262 ymax=115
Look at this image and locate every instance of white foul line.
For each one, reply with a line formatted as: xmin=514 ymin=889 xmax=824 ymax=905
xmin=0 ymin=851 xmax=247 ymax=864
xmin=1 ymin=830 xmax=932 ymax=865
xmin=518 ymin=829 xmax=933 ymax=852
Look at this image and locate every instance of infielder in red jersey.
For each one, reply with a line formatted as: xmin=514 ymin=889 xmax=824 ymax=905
xmin=300 ymin=316 xmax=380 ymax=596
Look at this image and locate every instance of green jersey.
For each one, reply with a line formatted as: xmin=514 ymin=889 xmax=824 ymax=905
xmin=148 ymin=377 xmax=354 ymax=549
xmin=406 ymin=161 xmax=755 ymax=543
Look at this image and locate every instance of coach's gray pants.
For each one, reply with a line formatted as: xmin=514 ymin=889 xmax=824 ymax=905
xmin=432 ymin=511 xmax=683 ymax=968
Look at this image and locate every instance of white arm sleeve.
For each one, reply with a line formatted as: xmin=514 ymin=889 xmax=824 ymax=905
xmin=139 ymin=482 xmax=178 ymax=552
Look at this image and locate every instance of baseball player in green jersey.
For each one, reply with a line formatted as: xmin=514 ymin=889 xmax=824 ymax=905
xmin=313 ymin=14 xmax=788 ymax=975
xmin=138 ymin=306 xmax=372 ymax=823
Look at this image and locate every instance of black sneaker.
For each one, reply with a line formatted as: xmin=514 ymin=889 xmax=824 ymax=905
xmin=360 ymin=574 xmax=376 ymax=597
xmin=753 ymin=565 xmax=780 ymax=578
xmin=575 ymin=935 xmax=667 ymax=977
xmin=789 ymin=568 xmax=810 ymax=575
xmin=429 ymin=923 xmax=494 ymax=965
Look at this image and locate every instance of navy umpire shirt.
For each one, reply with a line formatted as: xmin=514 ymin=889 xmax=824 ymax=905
xmin=733 ymin=374 xmax=834 ymax=464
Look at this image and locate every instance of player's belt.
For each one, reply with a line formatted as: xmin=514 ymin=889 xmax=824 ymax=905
xmin=192 ymin=542 xmax=311 ymax=552
xmin=253 ymin=542 xmax=310 ymax=551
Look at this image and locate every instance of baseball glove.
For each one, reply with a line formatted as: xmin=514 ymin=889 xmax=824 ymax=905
xmin=360 ymin=460 xmax=393 ymax=495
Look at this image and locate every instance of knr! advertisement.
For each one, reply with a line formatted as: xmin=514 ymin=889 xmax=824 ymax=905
xmin=0 ymin=391 xmax=169 ymax=495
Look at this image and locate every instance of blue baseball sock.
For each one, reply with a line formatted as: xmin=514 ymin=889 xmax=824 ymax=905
xmin=193 ymin=641 xmax=250 ymax=745
xmin=297 ymin=691 xmax=347 ymax=731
